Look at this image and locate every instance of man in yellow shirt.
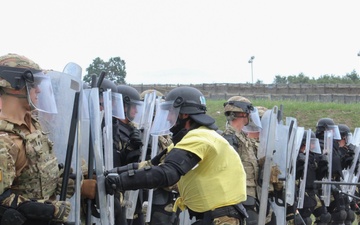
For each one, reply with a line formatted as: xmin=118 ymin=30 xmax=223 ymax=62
xmin=106 ymin=86 xmax=248 ymax=225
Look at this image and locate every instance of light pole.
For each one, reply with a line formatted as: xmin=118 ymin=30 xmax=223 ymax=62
xmin=358 ymin=50 xmax=360 ymax=57
xmin=248 ymin=56 xmax=255 ymax=84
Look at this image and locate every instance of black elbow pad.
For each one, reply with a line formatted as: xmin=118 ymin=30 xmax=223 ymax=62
xmin=164 ymin=148 xmax=201 ymax=175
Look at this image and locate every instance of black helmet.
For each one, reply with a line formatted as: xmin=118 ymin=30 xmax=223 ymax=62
xmin=338 ymin=124 xmax=350 ymax=137
xmin=316 ymin=118 xmax=335 ymax=132
xmin=97 ymin=78 xmax=117 ymax=94
xmin=302 ymin=130 xmax=316 ymax=145
xmin=117 ymin=85 xmax=141 ymax=104
xmin=166 ymin=86 xmax=215 ymax=126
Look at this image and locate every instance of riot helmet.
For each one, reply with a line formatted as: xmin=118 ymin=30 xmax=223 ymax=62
xmin=338 ymin=124 xmax=352 ymax=145
xmin=95 ymin=78 xmax=124 ymax=119
xmin=223 ymin=96 xmax=262 ymax=133
xmin=301 ymin=130 xmax=321 ymax=154
xmin=117 ymin=85 xmax=143 ymax=124
xmin=150 ymin=86 xmax=216 ymax=136
xmin=0 ymin=53 xmax=57 ymax=113
xmin=315 ymin=118 xmax=341 ymax=140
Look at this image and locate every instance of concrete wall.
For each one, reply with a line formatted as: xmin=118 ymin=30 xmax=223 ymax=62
xmin=131 ymin=83 xmax=360 ymax=103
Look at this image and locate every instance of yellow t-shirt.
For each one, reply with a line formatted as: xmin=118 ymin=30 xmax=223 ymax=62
xmin=173 ymin=126 xmax=247 ymax=213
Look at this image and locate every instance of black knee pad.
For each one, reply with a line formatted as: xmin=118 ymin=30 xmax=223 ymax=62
xmin=345 ymin=209 xmax=355 ymax=224
xmin=316 ymin=212 xmax=331 ymax=224
xmin=331 ymin=209 xmax=347 ymax=223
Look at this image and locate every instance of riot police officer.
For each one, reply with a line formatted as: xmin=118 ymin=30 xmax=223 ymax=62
xmin=337 ymin=124 xmax=356 ymax=225
xmin=316 ymin=118 xmax=346 ymax=225
xmin=113 ymin=84 xmax=144 ymax=225
xmin=106 ymin=86 xmax=248 ymax=225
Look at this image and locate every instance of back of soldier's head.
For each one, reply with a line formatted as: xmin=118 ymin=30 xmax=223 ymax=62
xmin=223 ymin=96 xmax=253 ymax=116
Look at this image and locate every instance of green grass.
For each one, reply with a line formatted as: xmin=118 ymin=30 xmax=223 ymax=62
xmin=206 ymin=99 xmax=360 ymax=132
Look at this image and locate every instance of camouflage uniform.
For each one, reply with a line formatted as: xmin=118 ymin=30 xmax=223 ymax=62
xmin=0 ymin=53 xmax=71 ymax=225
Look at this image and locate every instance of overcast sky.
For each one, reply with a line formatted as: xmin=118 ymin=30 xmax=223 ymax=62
xmin=2 ymin=0 xmax=360 ymax=84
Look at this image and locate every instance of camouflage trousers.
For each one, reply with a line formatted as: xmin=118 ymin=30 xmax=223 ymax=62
xmin=213 ymin=216 xmax=241 ymax=225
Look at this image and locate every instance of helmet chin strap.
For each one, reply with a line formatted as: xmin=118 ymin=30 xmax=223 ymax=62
xmin=2 ymin=91 xmax=27 ymax=99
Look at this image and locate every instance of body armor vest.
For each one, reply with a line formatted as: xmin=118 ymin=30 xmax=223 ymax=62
xmin=113 ymin=119 xmax=141 ymax=167
xmin=0 ymin=119 xmax=59 ymax=200
xmin=222 ymin=128 xmax=259 ymax=198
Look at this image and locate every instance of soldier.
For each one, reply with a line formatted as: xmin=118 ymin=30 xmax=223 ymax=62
xmin=106 ymin=86 xmax=248 ymax=225
xmin=113 ymin=84 xmax=145 ymax=225
xmin=315 ymin=118 xmax=345 ymax=225
xmin=246 ymin=106 xmax=268 ymax=140
xmin=337 ymin=124 xmax=356 ymax=225
xmin=0 ymin=53 xmax=95 ymax=225
xmin=221 ymin=96 xmax=262 ymax=225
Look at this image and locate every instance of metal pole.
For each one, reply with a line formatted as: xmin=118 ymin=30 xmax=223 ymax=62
xmin=248 ymin=56 xmax=255 ymax=84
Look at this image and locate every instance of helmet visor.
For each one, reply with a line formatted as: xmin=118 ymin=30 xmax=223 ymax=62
xmin=125 ymin=99 xmax=143 ymax=125
xmin=326 ymin=125 xmax=341 ymax=140
xmin=112 ymin=92 xmax=125 ymax=120
xmin=310 ymin=138 xmax=321 ymax=154
xmin=150 ymin=100 xmax=180 ymax=136
xmin=242 ymin=107 xmax=262 ymax=133
xmin=26 ymin=72 xmax=57 ymax=114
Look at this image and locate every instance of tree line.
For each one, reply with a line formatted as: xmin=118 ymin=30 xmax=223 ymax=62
xmin=82 ymin=56 xmax=360 ymax=85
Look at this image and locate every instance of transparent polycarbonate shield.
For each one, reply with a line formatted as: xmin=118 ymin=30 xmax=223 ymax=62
xmin=150 ymin=100 xmax=180 ymax=136
xmin=322 ymin=130 xmax=333 ymax=207
xmin=352 ymin=128 xmax=360 ymax=145
xmin=242 ymin=107 xmax=262 ymax=133
xmin=298 ymin=129 xmax=312 ymax=209
xmin=103 ymin=90 xmax=115 ymax=225
xmin=258 ymin=106 xmax=278 ymax=225
xmin=112 ymin=92 xmax=125 ymax=120
xmin=273 ymin=123 xmax=289 ymax=179
xmin=258 ymin=109 xmax=271 ymax=159
xmin=88 ymin=88 xmax=111 ymax=225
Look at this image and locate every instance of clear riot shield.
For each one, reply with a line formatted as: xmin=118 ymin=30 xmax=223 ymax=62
xmin=258 ymin=106 xmax=278 ymax=225
xmin=322 ymin=130 xmax=333 ymax=207
xmin=297 ymin=129 xmax=312 ymax=209
xmin=102 ymin=90 xmax=115 ymax=225
xmin=125 ymin=91 xmax=157 ymax=220
xmin=37 ymin=69 xmax=82 ymax=224
xmin=88 ymin=88 xmax=111 ymax=225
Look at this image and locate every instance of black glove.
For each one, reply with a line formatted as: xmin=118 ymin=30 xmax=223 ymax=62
xmin=316 ymin=154 xmax=328 ymax=179
xmin=128 ymin=128 xmax=143 ymax=149
xmin=151 ymin=149 xmax=168 ymax=166
xmin=296 ymin=153 xmax=306 ymax=179
xmin=1 ymin=208 xmax=26 ymax=225
xmin=105 ymin=174 xmax=122 ymax=195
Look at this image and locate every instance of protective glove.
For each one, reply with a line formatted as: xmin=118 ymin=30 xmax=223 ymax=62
xmin=105 ymin=174 xmax=122 ymax=195
xmin=128 ymin=128 xmax=143 ymax=149
xmin=296 ymin=153 xmax=306 ymax=179
xmin=51 ymin=201 xmax=71 ymax=223
xmin=316 ymin=154 xmax=328 ymax=179
xmin=56 ymin=176 xmax=76 ymax=199
xmin=16 ymin=200 xmax=70 ymax=223
xmin=81 ymin=179 xmax=97 ymax=199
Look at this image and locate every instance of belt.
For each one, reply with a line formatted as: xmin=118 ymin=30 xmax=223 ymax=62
xmin=189 ymin=203 xmax=248 ymax=221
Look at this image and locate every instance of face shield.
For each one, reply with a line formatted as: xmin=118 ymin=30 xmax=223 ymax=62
xmin=310 ymin=138 xmax=322 ymax=154
xmin=26 ymin=72 xmax=57 ymax=114
xmin=125 ymin=99 xmax=143 ymax=125
xmin=326 ymin=125 xmax=341 ymax=140
xmin=112 ymin=92 xmax=125 ymax=120
xmin=150 ymin=100 xmax=180 ymax=136
xmin=242 ymin=107 xmax=262 ymax=133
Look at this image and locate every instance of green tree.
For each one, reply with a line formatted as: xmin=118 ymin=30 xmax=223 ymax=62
xmin=273 ymin=75 xmax=287 ymax=84
xmin=83 ymin=56 xmax=126 ymax=84
xmin=345 ymin=70 xmax=359 ymax=83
